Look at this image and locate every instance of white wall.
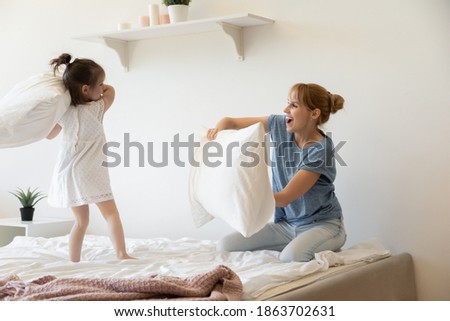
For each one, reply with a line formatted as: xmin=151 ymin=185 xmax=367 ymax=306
xmin=1 ymin=0 xmax=449 ymax=300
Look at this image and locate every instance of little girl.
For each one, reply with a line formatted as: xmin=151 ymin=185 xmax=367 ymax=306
xmin=47 ymin=53 xmax=133 ymax=262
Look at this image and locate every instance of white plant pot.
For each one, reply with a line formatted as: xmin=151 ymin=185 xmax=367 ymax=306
xmin=168 ymin=5 xmax=189 ymax=23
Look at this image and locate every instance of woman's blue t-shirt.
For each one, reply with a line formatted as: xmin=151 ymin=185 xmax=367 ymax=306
xmin=268 ymin=114 xmax=342 ymax=226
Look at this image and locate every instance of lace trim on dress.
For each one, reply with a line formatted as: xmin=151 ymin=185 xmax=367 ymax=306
xmin=69 ymin=193 xmax=114 ymax=206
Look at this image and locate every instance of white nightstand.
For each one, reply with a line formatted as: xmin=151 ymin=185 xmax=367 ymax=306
xmin=0 ymin=217 xmax=74 ymax=247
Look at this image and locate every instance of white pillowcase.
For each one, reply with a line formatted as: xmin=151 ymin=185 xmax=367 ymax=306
xmin=0 ymin=72 xmax=71 ymax=148
xmin=189 ymin=122 xmax=275 ymax=237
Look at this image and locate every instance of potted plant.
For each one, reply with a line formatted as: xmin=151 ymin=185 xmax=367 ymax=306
xmin=9 ymin=187 xmax=47 ymax=221
xmin=162 ymin=0 xmax=192 ymax=23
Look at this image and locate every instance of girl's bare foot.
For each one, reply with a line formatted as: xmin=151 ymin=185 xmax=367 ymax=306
xmin=117 ymin=253 xmax=136 ymax=260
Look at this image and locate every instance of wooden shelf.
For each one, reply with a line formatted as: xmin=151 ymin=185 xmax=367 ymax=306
xmin=75 ymin=13 xmax=274 ymax=71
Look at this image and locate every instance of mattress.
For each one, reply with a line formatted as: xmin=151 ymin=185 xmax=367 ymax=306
xmin=0 ymin=235 xmax=407 ymax=300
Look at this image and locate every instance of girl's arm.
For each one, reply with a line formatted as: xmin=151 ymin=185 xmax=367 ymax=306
xmin=102 ymin=84 xmax=115 ymax=112
xmin=46 ymin=124 xmax=62 ymax=140
xmin=207 ymin=116 xmax=269 ymax=140
xmin=274 ymin=169 xmax=320 ymax=207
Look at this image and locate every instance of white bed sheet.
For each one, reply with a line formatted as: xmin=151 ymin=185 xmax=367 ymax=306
xmin=0 ymin=235 xmax=390 ymax=300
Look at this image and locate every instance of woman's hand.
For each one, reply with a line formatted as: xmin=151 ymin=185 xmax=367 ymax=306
xmin=207 ymin=128 xmax=219 ymax=140
xmin=274 ymin=169 xmax=320 ymax=207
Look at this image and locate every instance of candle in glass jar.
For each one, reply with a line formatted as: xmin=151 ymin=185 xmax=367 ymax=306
xmin=139 ymin=15 xmax=150 ymax=27
xmin=159 ymin=5 xmax=169 ymax=24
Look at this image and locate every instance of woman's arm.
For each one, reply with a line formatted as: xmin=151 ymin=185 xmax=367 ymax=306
xmin=207 ymin=116 xmax=269 ymax=140
xmin=46 ymin=124 xmax=62 ymax=140
xmin=102 ymin=84 xmax=115 ymax=112
xmin=274 ymin=169 xmax=320 ymax=207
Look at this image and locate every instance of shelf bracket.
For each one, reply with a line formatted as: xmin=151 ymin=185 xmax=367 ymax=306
xmin=218 ymin=22 xmax=244 ymax=61
xmin=101 ymin=37 xmax=129 ymax=72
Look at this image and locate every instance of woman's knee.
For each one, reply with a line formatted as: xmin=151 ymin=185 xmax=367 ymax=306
xmin=280 ymin=223 xmax=347 ymax=262
xmin=279 ymin=247 xmax=313 ymax=262
xmin=216 ymin=233 xmax=244 ymax=252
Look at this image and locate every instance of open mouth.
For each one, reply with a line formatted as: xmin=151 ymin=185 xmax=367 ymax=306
xmin=286 ymin=117 xmax=293 ymax=125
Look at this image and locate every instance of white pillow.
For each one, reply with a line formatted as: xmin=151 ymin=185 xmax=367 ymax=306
xmin=0 ymin=72 xmax=71 ymax=148
xmin=189 ymin=122 xmax=275 ymax=237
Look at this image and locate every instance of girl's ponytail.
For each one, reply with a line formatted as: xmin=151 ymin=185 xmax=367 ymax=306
xmin=50 ymin=53 xmax=72 ymax=75
xmin=49 ymin=53 xmax=104 ymax=106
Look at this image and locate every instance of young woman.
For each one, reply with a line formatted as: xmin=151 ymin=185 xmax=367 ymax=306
xmin=208 ymin=83 xmax=346 ymax=262
xmin=47 ymin=53 xmax=133 ymax=262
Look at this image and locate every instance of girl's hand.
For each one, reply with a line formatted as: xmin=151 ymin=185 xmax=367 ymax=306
xmin=102 ymin=85 xmax=115 ymax=111
xmin=46 ymin=124 xmax=62 ymax=140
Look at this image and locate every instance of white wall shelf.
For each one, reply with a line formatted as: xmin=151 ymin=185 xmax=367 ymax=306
xmin=75 ymin=13 xmax=274 ymax=71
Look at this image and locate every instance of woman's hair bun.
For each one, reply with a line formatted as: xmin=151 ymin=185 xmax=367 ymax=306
xmin=329 ymin=93 xmax=345 ymax=113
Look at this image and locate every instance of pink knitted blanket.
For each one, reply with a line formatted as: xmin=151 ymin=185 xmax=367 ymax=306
xmin=0 ymin=265 xmax=242 ymax=301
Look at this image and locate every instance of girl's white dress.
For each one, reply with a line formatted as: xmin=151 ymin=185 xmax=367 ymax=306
xmin=48 ymin=99 xmax=113 ymax=208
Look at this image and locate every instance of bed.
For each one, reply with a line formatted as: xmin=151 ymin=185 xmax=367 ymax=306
xmin=0 ymin=235 xmax=417 ymax=301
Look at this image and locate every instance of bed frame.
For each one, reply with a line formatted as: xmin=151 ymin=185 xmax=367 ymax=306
xmin=266 ymin=253 xmax=417 ymax=300
xmin=0 ymin=235 xmax=417 ymax=301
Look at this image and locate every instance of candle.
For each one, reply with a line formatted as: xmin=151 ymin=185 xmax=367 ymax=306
xmin=149 ymin=4 xmax=160 ymax=26
xmin=160 ymin=14 xmax=170 ymax=24
xmin=159 ymin=5 xmax=169 ymax=24
xmin=139 ymin=15 xmax=150 ymax=27
xmin=117 ymin=22 xmax=131 ymax=30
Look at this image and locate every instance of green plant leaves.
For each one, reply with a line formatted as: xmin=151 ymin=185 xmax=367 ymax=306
xmin=9 ymin=187 xmax=47 ymax=208
xmin=162 ymin=0 xmax=191 ymax=6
